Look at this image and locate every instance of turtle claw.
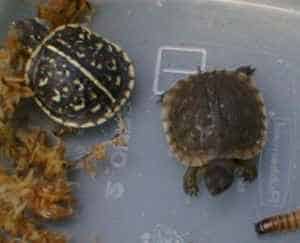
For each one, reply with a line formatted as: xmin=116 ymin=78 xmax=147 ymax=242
xmin=183 ymin=167 xmax=201 ymax=197
xmin=241 ymin=168 xmax=257 ymax=183
xmin=184 ymin=182 xmax=199 ymax=197
xmin=234 ymin=164 xmax=257 ymax=183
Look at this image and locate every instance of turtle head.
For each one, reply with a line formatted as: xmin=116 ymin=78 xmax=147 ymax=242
xmin=204 ymin=164 xmax=234 ymax=196
xmin=10 ymin=18 xmax=50 ymax=54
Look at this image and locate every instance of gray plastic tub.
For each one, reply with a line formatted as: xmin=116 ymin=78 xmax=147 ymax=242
xmin=2 ymin=0 xmax=300 ymax=242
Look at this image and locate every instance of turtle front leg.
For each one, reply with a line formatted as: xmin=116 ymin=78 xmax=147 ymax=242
xmin=236 ymin=65 xmax=256 ymax=76
xmin=183 ymin=167 xmax=204 ymax=196
xmin=226 ymin=159 xmax=258 ymax=182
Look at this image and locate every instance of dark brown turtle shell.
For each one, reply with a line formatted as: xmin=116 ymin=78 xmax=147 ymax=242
xmin=161 ymin=69 xmax=267 ymax=167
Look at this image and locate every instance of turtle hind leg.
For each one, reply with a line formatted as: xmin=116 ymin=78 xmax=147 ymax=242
xmin=227 ymin=159 xmax=258 ymax=182
xmin=183 ymin=167 xmax=204 ymax=196
xmin=236 ymin=65 xmax=256 ymax=76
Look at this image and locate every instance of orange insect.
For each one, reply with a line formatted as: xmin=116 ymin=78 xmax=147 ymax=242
xmin=255 ymin=208 xmax=300 ymax=234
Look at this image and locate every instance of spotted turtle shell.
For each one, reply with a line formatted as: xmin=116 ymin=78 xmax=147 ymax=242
xmin=161 ymin=70 xmax=267 ymax=167
xmin=25 ymin=24 xmax=135 ymax=128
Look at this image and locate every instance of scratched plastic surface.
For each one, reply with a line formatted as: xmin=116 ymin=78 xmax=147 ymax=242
xmin=2 ymin=0 xmax=300 ymax=242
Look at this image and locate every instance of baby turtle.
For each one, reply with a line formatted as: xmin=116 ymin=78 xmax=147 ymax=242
xmin=161 ymin=66 xmax=267 ymax=196
xmin=13 ymin=18 xmax=135 ymax=128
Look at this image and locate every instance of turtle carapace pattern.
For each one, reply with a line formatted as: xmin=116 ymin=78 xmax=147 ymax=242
xmin=17 ymin=18 xmax=135 ymax=128
xmin=161 ymin=66 xmax=267 ymax=196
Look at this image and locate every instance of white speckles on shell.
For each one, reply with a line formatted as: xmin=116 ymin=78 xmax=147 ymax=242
xmin=91 ymin=61 xmax=96 ymax=66
xmin=90 ymin=92 xmax=98 ymax=100
xmin=116 ymin=76 xmax=122 ymax=86
xmin=65 ymin=70 xmax=71 ymax=77
xmin=96 ymin=63 xmax=103 ymax=70
xmin=107 ymin=59 xmax=117 ymax=71
xmin=38 ymin=77 xmax=48 ymax=87
xmin=56 ymin=38 xmax=72 ymax=48
xmin=51 ymin=90 xmax=61 ymax=102
xmin=73 ymin=79 xmax=84 ymax=91
xmin=62 ymin=86 xmax=69 ymax=93
xmin=97 ymin=117 xmax=106 ymax=124
xmin=79 ymin=33 xmax=85 ymax=40
xmin=91 ymin=104 xmax=101 ymax=113
xmin=46 ymin=44 xmax=116 ymax=103
xmin=70 ymin=99 xmax=85 ymax=111
xmin=76 ymin=52 xmax=86 ymax=58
